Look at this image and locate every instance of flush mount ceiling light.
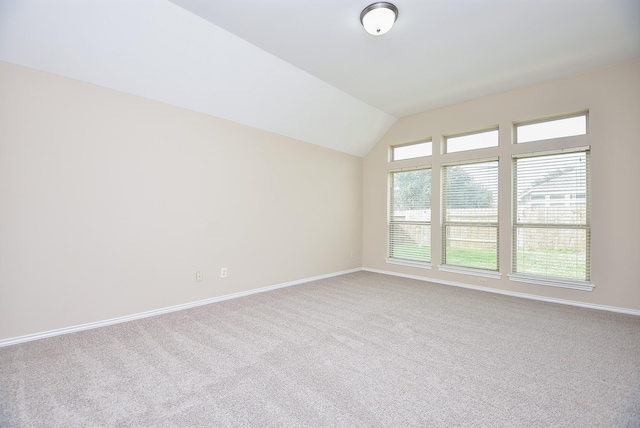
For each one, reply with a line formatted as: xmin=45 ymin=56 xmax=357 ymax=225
xmin=360 ymin=2 xmax=398 ymax=36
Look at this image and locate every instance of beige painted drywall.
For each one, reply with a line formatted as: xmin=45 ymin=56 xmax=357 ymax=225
xmin=0 ymin=61 xmax=363 ymax=340
xmin=363 ymin=60 xmax=640 ymax=311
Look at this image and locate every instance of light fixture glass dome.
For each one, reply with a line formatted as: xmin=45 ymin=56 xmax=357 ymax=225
xmin=360 ymin=2 xmax=398 ymax=36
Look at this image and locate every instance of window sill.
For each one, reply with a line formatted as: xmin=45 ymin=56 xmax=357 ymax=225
xmin=437 ymin=265 xmax=502 ymax=279
xmin=509 ymin=274 xmax=594 ymax=291
xmin=385 ymin=258 xmax=432 ymax=269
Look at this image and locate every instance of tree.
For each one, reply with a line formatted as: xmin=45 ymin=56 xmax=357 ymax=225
xmin=393 ymin=169 xmax=431 ymax=211
xmin=444 ymin=166 xmax=494 ymax=208
xmin=392 ymin=166 xmax=494 ymax=211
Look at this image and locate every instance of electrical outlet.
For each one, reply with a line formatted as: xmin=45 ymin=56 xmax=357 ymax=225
xmin=196 ymin=271 xmax=203 ymax=282
xmin=220 ymin=267 xmax=227 ymax=278
xmin=350 ymin=250 xmax=354 ymax=258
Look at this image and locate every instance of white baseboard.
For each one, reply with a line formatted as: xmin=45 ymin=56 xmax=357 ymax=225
xmin=363 ymin=267 xmax=640 ymax=317
xmin=4 ymin=266 xmax=637 ymax=348
xmin=0 ymin=268 xmax=361 ymax=348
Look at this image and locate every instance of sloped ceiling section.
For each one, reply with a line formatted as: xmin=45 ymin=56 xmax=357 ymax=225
xmin=170 ymin=0 xmax=640 ymax=119
xmin=0 ymin=0 xmax=396 ymax=156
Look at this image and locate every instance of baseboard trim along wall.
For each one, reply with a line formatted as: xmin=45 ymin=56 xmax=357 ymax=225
xmin=3 ymin=266 xmax=638 ymax=348
xmin=363 ymin=268 xmax=640 ymax=317
xmin=0 ymin=268 xmax=361 ymax=348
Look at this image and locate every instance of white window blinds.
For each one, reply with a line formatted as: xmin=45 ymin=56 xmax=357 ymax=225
xmin=388 ymin=168 xmax=431 ymax=263
xmin=442 ymin=159 xmax=499 ymax=270
xmin=512 ymin=148 xmax=590 ymax=282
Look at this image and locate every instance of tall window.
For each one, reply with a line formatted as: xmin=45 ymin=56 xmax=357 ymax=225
xmin=442 ymin=159 xmax=499 ymax=271
xmin=512 ymin=148 xmax=590 ymax=283
xmin=388 ymin=168 xmax=431 ymax=264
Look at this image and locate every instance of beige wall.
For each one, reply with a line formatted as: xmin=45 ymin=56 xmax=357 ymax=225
xmin=363 ymin=60 xmax=640 ymax=311
xmin=0 ymin=61 xmax=363 ymax=340
xmin=2 ymin=59 xmax=639 ymax=342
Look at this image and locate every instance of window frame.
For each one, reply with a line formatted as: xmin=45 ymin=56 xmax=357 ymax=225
xmin=382 ymin=109 xmax=593 ymax=291
xmin=439 ymin=158 xmax=500 ymax=277
xmin=509 ymin=146 xmax=592 ymax=291
xmin=514 ymin=112 xmax=588 ymax=144
xmin=387 ymin=166 xmax=432 ymax=268
xmin=390 ymin=140 xmax=433 ymax=162
xmin=443 ymin=127 xmax=499 ymax=154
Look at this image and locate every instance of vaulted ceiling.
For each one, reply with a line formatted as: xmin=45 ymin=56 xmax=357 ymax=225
xmin=1 ymin=0 xmax=639 ymax=156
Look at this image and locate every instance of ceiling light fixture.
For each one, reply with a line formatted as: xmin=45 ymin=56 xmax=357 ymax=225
xmin=360 ymin=2 xmax=398 ymax=36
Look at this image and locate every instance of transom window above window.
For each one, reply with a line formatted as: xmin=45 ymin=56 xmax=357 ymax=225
xmin=444 ymin=128 xmax=498 ymax=154
xmin=516 ymin=113 xmax=587 ymax=144
xmin=391 ymin=140 xmax=432 ymax=161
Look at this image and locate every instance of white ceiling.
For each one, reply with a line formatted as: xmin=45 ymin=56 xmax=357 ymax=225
xmin=171 ymin=0 xmax=640 ymax=118
xmin=1 ymin=1 xmax=639 ymax=156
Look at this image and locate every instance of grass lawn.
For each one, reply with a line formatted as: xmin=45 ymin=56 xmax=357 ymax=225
xmin=516 ymin=250 xmax=586 ymax=280
xmin=391 ymin=245 xmax=497 ymax=270
xmin=445 ymin=247 xmax=497 ymax=270
xmin=391 ymin=245 xmax=431 ymax=262
xmin=392 ymin=245 xmax=586 ymax=280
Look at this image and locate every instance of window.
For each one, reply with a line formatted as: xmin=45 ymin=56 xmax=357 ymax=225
xmin=516 ymin=113 xmax=587 ymax=144
xmin=384 ymin=110 xmax=592 ymax=288
xmin=512 ymin=148 xmax=591 ymax=287
xmin=444 ymin=128 xmax=499 ymax=153
xmin=391 ymin=141 xmax=432 ymax=161
xmin=441 ymin=159 xmax=499 ymax=271
xmin=388 ymin=168 xmax=431 ymax=264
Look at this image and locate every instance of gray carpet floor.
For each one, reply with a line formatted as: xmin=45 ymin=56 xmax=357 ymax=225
xmin=1 ymin=271 xmax=639 ymax=427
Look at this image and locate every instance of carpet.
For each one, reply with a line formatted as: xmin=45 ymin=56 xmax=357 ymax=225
xmin=1 ymin=271 xmax=639 ymax=427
